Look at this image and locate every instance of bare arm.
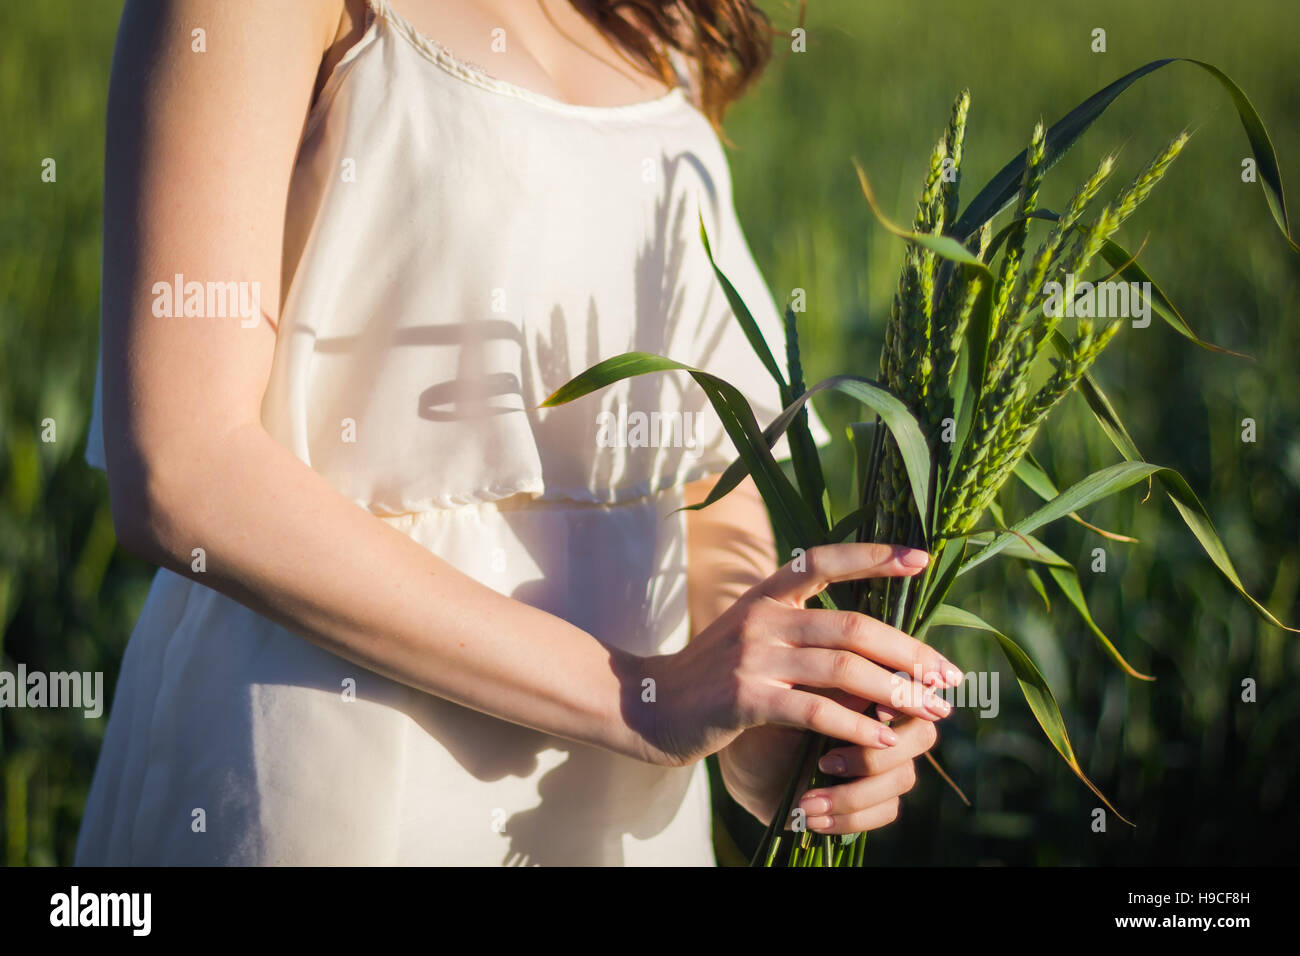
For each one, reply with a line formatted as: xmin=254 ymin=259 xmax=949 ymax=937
xmin=102 ymin=0 xmax=659 ymax=762
xmin=104 ymin=0 xmax=954 ymax=785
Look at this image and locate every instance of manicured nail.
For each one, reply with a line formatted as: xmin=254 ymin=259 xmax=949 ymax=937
xmin=942 ymin=663 xmax=964 ymax=687
xmin=925 ymin=692 xmax=952 ymax=717
xmin=900 ymin=548 xmax=930 ymax=568
xmin=819 ymin=754 xmax=846 ymax=775
xmin=879 ymin=726 xmax=899 ymax=747
xmin=801 ymin=796 xmax=831 ymax=815
xmin=807 ymin=815 xmax=833 ymax=831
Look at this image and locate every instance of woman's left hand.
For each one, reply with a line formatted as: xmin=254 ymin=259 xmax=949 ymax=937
xmin=682 ymin=472 xmax=951 ymax=834
xmin=719 ymin=699 xmax=940 ymax=834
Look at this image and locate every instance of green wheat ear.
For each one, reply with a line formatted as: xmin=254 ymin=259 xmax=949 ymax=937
xmin=731 ymin=60 xmax=1298 ymax=865
xmin=950 ymin=132 xmax=1191 ymax=532
xmin=939 ymin=88 xmax=972 ymax=229
xmin=989 ymin=121 xmax=1047 ymax=346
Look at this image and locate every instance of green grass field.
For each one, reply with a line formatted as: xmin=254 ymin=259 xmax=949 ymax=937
xmin=3 ymin=0 xmax=1298 ymax=865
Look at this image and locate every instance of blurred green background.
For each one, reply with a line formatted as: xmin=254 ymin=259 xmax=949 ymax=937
xmin=2 ymin=0 xmax=1297 ymax=866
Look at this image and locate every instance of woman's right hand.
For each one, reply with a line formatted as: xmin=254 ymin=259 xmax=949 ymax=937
xmin=642 ymin=542 xmax=963 ymax=769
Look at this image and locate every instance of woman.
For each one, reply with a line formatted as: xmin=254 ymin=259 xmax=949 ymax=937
xmin=78 ymin=0 xmax=959 ymax=865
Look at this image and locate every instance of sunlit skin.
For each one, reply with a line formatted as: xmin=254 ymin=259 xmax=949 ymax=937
xmin=683 ymin=475 xmax=953 ymax=833
xmin=100 ymin=0 xmax=956 ymax=848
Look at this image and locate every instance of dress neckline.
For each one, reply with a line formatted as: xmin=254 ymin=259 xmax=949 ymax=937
xmin=372 ymin=0 xmax=695 ymax=121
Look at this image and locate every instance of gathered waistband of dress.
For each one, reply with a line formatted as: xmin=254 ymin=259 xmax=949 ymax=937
xmin=367 ymin=484 xmax=693 ymax=528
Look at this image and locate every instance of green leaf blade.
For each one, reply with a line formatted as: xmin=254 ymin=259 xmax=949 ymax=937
xmin=929 ymin=604 xmax=1134 ymax=825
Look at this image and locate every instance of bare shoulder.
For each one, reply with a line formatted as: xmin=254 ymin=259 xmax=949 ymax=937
xmin=110 ymin=0 xmax=346 ymax=104
xmin=99 ymin=0 xmax=358 ymax=478
xmin=103 ymin=0 xmax=353 ymax=182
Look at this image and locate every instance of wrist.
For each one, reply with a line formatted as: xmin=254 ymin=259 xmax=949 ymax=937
xmin=717 ymin=738 xmax=769 ymax=821
xmin=607 ymin=648 xmax=680 ymax=768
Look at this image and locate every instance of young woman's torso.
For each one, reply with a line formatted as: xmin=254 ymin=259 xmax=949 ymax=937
xmin=77 ymin=0 xmax=812 ymax=866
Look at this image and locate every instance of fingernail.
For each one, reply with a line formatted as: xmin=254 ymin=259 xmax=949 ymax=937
xmin=942 ymin=663 xmax=964 ymax=687
xmin=819 ymin=754 xmax=846 ymax=775
xmin=879 ymin=726 xmax=899 ymax=747
xmin=807 ymin=815 xmax=832 ymax=831
xmin=801 ymin=796 xmax=831 ymax=815
xmin=900 ymin=548 xmax=930 ymax=568
xmin=925 ymin=692 xmax=952 ymax=717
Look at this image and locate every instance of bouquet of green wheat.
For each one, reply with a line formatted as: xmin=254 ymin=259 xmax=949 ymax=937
xmin=545 ymin=59 xmax=1297 ymax=866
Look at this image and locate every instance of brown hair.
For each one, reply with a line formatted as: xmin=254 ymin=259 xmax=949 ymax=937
xmin=568 ymin=1 xmax=778 ymax=127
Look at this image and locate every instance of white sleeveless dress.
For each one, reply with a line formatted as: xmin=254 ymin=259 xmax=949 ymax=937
xmin=76 ymin=0 xmax=829 ymax=866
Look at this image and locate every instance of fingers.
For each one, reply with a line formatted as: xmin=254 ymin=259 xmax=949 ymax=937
xmin=817 ymin=715 xmax=938 ymax=778
xmin=798 ymin=762 xmax=918 ymax=834
xmin=804 ymin=797 xmax=901 ymax=834
xmin=757 ymin=686 xmax=899 ymax=750
xmin=774 ymin=646 xmax=953 ymax=722
xmin=790 ymin=608 xmax=964 ymax=690
xmin=760 ymin=542 xmax=930 ymax=607
xmin=798 ymin=718 xmax=938 ymax=834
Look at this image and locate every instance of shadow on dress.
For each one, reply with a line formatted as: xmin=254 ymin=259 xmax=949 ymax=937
xmin=401 ymin=150 xmax=727 ymax=864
